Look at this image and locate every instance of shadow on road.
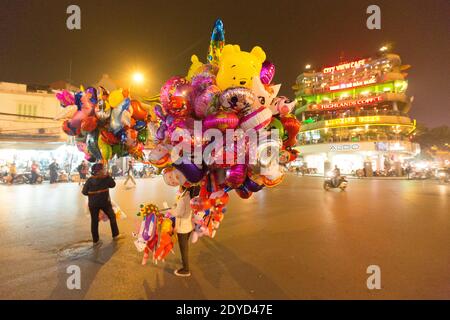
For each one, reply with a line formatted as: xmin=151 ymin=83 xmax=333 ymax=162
xmin=48 ymin=240 xmax=119 ymax=299
xmin=198 ymin=240 xmax=290 ymax=299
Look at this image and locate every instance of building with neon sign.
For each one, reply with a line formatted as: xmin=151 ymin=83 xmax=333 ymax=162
xmin=292 ymin=51 xmax=420 ymax=175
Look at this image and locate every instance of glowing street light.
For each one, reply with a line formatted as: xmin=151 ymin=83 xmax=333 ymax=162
xmin=132 ymin=72 xmax=144 ymax=84
xmin=379 ymin=45 xmax=389 ymax=52
xmin=305 ymin=64 xmax=311 ymax=70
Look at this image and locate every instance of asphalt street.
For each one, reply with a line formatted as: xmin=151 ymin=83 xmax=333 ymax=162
xmin=0 ymin=175 xmax=448 ymax=299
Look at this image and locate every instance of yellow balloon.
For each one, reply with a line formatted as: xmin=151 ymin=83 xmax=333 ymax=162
xmin=186 ymin=55 xmax=204 ymax=81
xmin=98 ymin=135 xmax=112 ymax=160
xmin=216 ymin=44 xmax=266 ymax=91
xmin=161 ymin=218 xmax=173 ymax=233
xmin=108 ymin=89 xmax=125 ymax=108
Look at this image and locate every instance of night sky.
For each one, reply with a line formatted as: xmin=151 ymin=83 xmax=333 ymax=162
xmin=0 ymin=0 xmax=448 ymax=126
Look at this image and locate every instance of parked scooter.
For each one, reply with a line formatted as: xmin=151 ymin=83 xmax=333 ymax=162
xmin=323 ymin=171 xmax=348 ymax=191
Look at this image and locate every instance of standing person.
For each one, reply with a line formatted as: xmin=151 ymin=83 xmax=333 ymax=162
xmin=8 ymin=162 xmax=17 ymax=184
xmin=123 ymin=159 xmax=136 ymax=188
xmin=405 ymin=164 xmax=412 ymax=180
xmin=82 ymin=163 xmax=125 ymax=247
xmin=49 ymin=159 xmax=59 ymax=184
xmin=30 ymin=161 xmax=39 ymax=184
xmin=78 ymin=160 xmax=89 ymax=185
xmin=111 ymin=163 xmax=120 ymax=179
xmin=172 ymin=185 xmax=200 ymax=277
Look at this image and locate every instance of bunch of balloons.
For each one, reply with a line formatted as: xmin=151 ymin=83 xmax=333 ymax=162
xmin=147 ymin=19 xmax=301 ymax=242
xmin=133 ymin=203 xmax=176 ymax=265
xmin=55 ymin=86 xmax=151 ymax=162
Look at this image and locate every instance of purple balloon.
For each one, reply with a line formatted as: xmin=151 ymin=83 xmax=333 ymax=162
xmin=194 ymin=85 xmax=220 ymax=118
xmin=173 ymin=161 xmax=205 ymax=183
xmin=260 ymin=60 xmax=276 ymax=85
xmin=156 ymin=123 xmax=167 ymax=141
xmin=244 ymin=177 xmax=263 ymax=192
xmin=154 ymin=104 xmax=165 ymax=120
xmin=191 ymin=72 xmax=216 ymax=95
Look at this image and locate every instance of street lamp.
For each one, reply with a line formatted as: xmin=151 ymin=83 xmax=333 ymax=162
xmin=132 ymin=72 xmax=144 ymax=84
xmin=305 ymin=64 xmax=311 ymax=70
xmin=379 ymin=45 xmax=389 ymax=52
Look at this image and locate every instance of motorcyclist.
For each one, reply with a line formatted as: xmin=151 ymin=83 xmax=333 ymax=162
xmin=332 ymin=165 xmax=341 ymax=187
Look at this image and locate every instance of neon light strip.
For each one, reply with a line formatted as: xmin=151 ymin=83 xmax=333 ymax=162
xmin=300 ymin=123 xmax=415 ymax=134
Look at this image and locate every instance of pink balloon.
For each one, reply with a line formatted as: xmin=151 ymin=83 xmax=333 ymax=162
xmin=160 ymin=76 xmax=193 ymax=117
xmin=202 ymin=110 xmax=239 ymax=132
xmin=225 ymin=164 xmax=247 ymax=188
xmin=260 ymin=60 xmax=276 ymax=85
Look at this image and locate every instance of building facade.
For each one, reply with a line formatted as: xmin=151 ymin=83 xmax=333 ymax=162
xmin=293 ymin=51 xmax=420 ymax=175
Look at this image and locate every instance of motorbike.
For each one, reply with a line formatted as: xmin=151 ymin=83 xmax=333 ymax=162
xmin=323 ymin=171 xmax=348 ymax=191
xmin=437 ymin=170 xmax=449 ymax=184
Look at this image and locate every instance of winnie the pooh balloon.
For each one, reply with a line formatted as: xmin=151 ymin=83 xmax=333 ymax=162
xmin=216 ymin=44 xmax=266 ymax=91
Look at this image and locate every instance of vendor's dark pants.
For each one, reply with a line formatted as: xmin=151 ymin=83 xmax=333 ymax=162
xmin=31 ymin=172 xmax=38 ymax=184
xmin=50 ymin=171 xmax=58 ymax=184
xmin=89 ymin=202 xmax=119 ymax=243
xmin=177 ymin=232 xmax=192 ymax=271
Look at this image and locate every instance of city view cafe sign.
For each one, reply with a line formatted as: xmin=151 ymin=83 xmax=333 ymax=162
xmin=322 ymin=59 xmax=366 ymax=74
xmin=309 ymin=96 xmax=383 ymax=111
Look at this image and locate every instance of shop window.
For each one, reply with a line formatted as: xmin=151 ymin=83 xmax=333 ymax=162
xmin=16 ymin=103 xmax=38 ymax=120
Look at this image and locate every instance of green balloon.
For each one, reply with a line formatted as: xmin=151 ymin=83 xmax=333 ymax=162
xmin=138 ymin=129 xmax=148 ymax=143
xmin=269 ymin=117 xmax=285 ymax=138
xmin=112 ymin=144 xmax=127 ymax=157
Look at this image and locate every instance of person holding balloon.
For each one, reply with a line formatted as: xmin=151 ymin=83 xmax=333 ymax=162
xmin=82 ymin=163 xmax=125 ymax=247
xmin=172 ymin=185 xmax=200 ymax=277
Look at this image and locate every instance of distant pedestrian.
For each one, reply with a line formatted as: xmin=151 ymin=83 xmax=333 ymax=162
xmin=405 ymin=164 xmax=412 ymax=180
xmin=30 ymin=161 xmax=39 ymax=184
xmin=111 ymin=164 xmax=120 ymax=179
xmin=124 ymin=159 xmax=136 ymax=188
xmin=82 ymin=163 xmax=124 ymax=247
xmin=49 ymin=159 xmax=59 ymax=184
xmin=8 ymin=162 xmax=17 ymax=184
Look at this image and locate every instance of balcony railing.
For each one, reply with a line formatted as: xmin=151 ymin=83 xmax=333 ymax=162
xmin=298 ymin=134 xmax=412 ymax=146
xmin=300 ymin=113 xmax=414 ymax=132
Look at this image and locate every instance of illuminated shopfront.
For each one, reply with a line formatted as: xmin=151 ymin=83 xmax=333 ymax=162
xmin=293 ymin=51 xmax=419 ymax=175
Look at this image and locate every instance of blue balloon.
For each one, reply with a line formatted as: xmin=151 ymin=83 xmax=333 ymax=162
xmin=85 ymin=87 xmax=98 ymax=105
xmin=74 ymin=91 xmax=83 ymax=111
xmin=134 ymin=120 xmax=147 ymax=131
xmin=211 ymin=19 xmax=225 ymax=41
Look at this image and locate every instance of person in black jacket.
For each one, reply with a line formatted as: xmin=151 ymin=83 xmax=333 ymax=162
xmin=82 ymin=163 xmax=124 ymax=247
xmin=49 ymin=159 xmax=59 ymax=184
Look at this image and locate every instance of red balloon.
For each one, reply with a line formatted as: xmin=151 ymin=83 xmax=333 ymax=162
xmin=100 ymin=130 xmax=120 ymax=145
xmin=281 ymin=116 xmax=301 ymax=147
xmin=80 ymin=116 xmax=98 ymax=132
xmin=131 ymin=100 xmax=148 ymax=121
xmin=62 ymin=120 xmax=79 ymax=136
xmin=190 ymin=196 xmax=212 ymax=212
xmin=235 ymin=188 xmax=253 ymax=199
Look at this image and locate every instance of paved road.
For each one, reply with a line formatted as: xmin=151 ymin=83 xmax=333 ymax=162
xmin=0 ymin=175 xmax=448 ymax=299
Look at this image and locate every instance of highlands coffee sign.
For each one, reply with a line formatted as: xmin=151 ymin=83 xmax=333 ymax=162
xmin=310 ymin=96 xmax=383 ymax=111
xmin=322 ymin=59 xmax=366 ymax=74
